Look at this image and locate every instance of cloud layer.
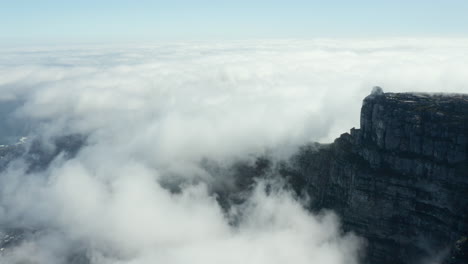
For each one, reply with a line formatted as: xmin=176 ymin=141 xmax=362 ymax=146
xmin=1 ymin=38 xmax=468 ymax=263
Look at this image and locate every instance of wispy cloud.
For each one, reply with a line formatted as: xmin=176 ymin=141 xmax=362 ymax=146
xmin=0 ymin=39 xmax=467 ymax=263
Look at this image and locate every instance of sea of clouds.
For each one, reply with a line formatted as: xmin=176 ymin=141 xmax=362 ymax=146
xmin=0 ymin=38 xmax=468 ymax=263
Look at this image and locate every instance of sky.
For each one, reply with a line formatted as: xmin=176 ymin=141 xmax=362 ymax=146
xmin=2 ymin=0 xmax=468 ymax=44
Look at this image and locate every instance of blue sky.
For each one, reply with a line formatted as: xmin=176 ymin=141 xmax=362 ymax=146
xmin=1 ymin=0 xmax=468 ymax=44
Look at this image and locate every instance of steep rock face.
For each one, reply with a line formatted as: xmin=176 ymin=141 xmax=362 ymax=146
xmin=282 ymin=92 xmax=468 ymax=264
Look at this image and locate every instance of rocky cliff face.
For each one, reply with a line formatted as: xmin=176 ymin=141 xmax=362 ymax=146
xmin=281 ymin=91 xmax=468 ymax=264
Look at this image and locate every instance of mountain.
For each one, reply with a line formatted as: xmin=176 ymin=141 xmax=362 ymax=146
xmin=280 ymin=90 xmax=468 ymax=264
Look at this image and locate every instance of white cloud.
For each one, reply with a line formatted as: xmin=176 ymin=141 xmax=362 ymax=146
xmin=0 ymin=38 xmax=467 ymax=264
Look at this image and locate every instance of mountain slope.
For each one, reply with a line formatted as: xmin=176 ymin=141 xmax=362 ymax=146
xmin=281 ymin=90 xmax=468 ymax=264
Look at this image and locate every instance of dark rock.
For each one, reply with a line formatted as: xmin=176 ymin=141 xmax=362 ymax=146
xmin=281 ymin=92 xmax=468 ymax=264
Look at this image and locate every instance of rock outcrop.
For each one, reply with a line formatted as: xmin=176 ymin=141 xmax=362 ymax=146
xmin=281 ymin=91 xmax=468 ymax=264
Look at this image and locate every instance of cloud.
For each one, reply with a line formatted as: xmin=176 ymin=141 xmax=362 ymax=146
xmin=0 ymin=38 xmax=468 ymax=263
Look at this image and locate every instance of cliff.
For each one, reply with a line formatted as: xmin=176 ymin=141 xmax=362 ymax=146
xmin=281 ymin=90 xmax=468 ymax=264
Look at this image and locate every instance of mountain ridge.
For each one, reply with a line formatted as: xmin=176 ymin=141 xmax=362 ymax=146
xmin=280 ymin=90 xmax=468 ymax=264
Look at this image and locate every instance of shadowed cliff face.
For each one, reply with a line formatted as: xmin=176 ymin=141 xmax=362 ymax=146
xmin=282 ymin=92 xmax=468 ymax=264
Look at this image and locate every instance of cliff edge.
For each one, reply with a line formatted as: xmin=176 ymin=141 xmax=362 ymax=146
xmin=282 ymin=91 xmax=468 ymax=264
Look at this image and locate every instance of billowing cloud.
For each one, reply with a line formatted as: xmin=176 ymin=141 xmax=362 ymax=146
xmin=0 ymin=38 xmax=467 ymax=264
